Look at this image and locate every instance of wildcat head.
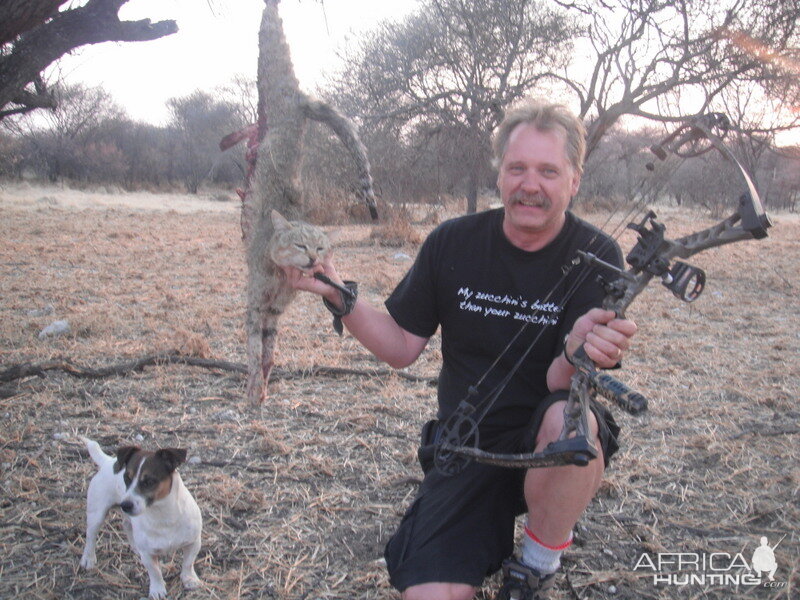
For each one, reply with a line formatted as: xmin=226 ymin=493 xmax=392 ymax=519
xmin=268 ymin=210 xmax=331 ymax=272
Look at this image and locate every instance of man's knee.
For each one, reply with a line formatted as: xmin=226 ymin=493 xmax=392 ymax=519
xmin=402 ymin=582 xmax=475 ymax=600
xmin=535 ymin=400 xmax=600 ymax=447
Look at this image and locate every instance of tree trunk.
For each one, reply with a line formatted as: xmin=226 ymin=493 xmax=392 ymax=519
xmin=466 ymin=168 xmax=479 ymax=214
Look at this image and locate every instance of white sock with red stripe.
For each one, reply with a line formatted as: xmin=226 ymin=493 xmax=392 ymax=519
xmin=521 ymin=525 xmax=573 ymax=574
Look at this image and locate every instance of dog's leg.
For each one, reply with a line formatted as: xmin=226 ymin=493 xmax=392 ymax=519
xmin=79 ymin=514 xmax=103 ymax=569
xmin=138 ymin=551 xmax=168 ymax=600
xmin=180 ymin=538 xmax=203 ymax=590
xmin=80 ymin=479 xmax=112 ymax=569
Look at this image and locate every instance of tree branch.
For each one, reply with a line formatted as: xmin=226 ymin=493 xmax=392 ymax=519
xmin=0 ymin=0 xmax=177 ymax=117
xmin=0 ymin=353 xmax=437 ymax=387
xmin=0 ymin=0 xmax=68 ymax=45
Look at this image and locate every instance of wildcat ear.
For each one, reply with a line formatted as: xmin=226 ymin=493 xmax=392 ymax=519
xmin=271 ymin=209 xmax=292 ymax=232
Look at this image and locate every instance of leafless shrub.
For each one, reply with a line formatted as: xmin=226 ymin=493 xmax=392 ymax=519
xmin=369 ymin=206 xmax=422 ymax=247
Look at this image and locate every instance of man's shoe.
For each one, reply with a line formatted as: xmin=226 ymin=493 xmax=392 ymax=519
xmin=494 ymin=557 xmax=556 ymax=600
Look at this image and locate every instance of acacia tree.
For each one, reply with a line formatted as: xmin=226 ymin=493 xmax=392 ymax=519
xmin=14 ymin=82 xmax=125 ymax=181
xmin=545 ymin=0 xmax=800 ymax=158
xmin=168 ymin=91 xmax=240 ymax=194
xmin=0 ymin=0 xmax=177 ymax=120
xmin=329 ymin=0 xmax=577 ymax=212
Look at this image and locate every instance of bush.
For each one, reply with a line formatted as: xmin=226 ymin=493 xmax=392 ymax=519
xmin=368 ymin=206 xmax=422 ymax=247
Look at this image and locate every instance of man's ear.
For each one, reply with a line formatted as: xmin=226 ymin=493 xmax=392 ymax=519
xmin=570 ymin=171 xmax=582 ymax=197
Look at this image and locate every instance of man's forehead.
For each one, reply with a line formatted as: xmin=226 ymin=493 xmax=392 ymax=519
xmin=503 ymin=123 xmax=570 ymax=163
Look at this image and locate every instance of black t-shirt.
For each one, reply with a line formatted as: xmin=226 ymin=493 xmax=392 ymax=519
xmin=385 ymin=208 xmax=623 ymax=432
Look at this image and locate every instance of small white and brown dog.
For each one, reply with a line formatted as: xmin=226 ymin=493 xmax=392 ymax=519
xmin=79 ymin=437 xmax=203 ymax=599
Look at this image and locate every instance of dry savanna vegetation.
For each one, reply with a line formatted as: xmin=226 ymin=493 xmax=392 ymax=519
xmin=1 ymin=182 xmax=798 ymax=600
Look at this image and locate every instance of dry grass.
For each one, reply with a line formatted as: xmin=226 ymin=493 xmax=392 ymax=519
xmin=0 ymin=189 xmax=798 ymax=600
xmin=369 ymin=207 xmax=423 ymax=247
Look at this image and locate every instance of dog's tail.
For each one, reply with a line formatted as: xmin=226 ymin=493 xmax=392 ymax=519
xmin=81 ymin=437 xmax=112 ymax=466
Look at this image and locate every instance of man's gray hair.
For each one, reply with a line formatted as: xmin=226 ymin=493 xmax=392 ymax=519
xmin=492 ymin=99 xmax=587 ymax=174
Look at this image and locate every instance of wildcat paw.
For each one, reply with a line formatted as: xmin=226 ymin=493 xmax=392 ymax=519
xmin=247 ymin=384 xmax=267 ymax=404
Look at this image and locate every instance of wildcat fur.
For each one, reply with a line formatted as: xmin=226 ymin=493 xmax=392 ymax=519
xmin=240 ymin=1 xmax=376 ymax=404
xmin=245 ymin=210 xmax=330 ymax=403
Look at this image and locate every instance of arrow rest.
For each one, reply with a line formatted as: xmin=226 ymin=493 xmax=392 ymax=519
xmin=597 ymin=276 xmax=626 ymax=303
xmin=663 ymin=261 xmax=705 ymax=302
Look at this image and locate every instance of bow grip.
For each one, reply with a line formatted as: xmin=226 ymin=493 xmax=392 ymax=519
xmin=592 ymin=372 xmax=648 ymax=414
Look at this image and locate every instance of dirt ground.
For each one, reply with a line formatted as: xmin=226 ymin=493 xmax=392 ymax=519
xmin=0 ymin=182 xmax=797 ymax=600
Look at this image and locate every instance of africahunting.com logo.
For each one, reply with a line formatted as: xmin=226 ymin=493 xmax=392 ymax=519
xmin=633 ymin=535 xmax=787 ymax=589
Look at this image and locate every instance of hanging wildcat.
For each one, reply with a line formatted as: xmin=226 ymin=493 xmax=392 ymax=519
xmin=228 ymin=0 xmax=377 ymax=404
xmin=245 ymin=209 xmax=330 ymax=403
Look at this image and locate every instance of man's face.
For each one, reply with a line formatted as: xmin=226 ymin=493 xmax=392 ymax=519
xmin=496 ymin=123 xmax=581 ymax=247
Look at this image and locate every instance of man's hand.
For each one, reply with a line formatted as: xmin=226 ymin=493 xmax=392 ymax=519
xmin=281 ymin=257 xmax=343 ymax=307
xmin=566 ymin=308 xmax=637 ymax=369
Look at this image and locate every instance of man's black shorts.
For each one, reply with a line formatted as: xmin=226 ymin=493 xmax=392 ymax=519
xmin=383 ymin=390 xmax=620 ymax=592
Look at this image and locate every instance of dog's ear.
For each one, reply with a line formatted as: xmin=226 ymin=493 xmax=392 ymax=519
xmin=114 ymin=446 xmax=140 ymax=473
xmin=155 ymin=448 xmax=187 ymax=472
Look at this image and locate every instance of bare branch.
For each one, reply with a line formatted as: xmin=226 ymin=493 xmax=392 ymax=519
xmin=551 ymin=0 xmax=800 ymax=158
xmin=330 ymin=0 xmax=578 ymax=212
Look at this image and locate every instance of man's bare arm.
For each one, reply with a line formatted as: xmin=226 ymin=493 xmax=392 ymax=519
xmin=283 ymin=260 xmax=429 ymax=369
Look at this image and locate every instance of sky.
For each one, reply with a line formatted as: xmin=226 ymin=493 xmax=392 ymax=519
xmin=46 ymin=1 xmax=799 ymax=146
xmin=54 ymin=0 xmax=417 ymax=125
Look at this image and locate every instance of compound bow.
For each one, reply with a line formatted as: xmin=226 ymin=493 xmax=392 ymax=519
xmin=434 ymin=113 xmax=773 ymax=475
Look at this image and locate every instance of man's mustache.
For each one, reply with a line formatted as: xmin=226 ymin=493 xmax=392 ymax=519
xmin=510 ymin=191 xmax=551 ymax=209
